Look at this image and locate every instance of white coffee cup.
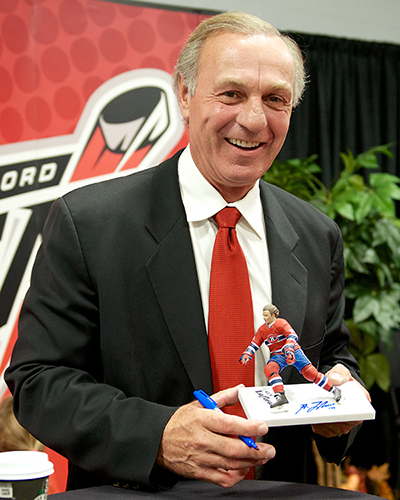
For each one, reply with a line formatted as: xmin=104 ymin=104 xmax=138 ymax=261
xmin=0 ymin=451 xmax=54 ymax=500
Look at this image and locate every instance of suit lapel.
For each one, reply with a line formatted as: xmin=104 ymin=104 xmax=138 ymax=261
xmin=260 ymin=182 xmax=308 ymax=344
xmin=260 ymin=183 xmax=309 ymax=384
xmin=145 ymin=155 xmax=213 ymax=393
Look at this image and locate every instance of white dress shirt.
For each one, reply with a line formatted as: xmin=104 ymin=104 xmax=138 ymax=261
xmin=178 ymin=146 xmax=272 ymax=386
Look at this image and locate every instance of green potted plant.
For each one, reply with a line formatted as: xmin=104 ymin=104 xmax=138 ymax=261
xmin=263 ymin=144 xmax=400 ymax=391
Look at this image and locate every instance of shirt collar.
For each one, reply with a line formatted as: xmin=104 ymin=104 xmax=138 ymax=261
xmin=178 ymin=145 xmax=264 ymax=239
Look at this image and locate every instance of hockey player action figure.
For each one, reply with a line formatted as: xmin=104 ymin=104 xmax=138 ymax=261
xmin=240 ymin=304 xmax=342 ymax=411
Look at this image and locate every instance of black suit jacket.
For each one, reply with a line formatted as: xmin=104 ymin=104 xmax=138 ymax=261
xmin=6 ymin=150 xmax=360 ymax=490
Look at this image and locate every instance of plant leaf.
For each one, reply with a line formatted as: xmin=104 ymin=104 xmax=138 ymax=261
xmin=356 ymin=152 xmax=380 ymax=169
xmin=365 ymin=353 xmax=391 ymax=391
xmin=334 ymin=201 xmax=354 ymax=220
xmin=353 ymin=295 xmax=380 ymax=323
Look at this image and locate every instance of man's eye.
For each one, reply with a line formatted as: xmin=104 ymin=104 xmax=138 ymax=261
xmin=223 ymin=91 xmax=238 ymax=98
xmin=266 ymin=95 xmax=291 ymax=109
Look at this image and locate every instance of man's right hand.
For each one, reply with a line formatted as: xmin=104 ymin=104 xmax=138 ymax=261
xmin=156 ymin=385 xmax=275 ymax=488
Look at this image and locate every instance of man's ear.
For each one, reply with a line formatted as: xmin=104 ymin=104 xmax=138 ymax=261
xmin=177 ymin=74 xmax=190 ymax=123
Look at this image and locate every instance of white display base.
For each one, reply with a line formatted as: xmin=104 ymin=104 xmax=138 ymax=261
xmin=238 ymin=381 xmax=375 ymax=426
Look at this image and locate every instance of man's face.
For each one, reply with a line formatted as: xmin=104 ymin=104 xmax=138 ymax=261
xmin=178 ymin=32 xmax=295 ymax=202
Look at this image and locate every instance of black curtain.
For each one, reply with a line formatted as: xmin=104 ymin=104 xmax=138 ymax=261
xmin=279 ymin=34 xmax=400 ymax=186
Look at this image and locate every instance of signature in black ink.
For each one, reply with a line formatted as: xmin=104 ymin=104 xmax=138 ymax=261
xmin=255 ymin=389 xmax=274 ymax=405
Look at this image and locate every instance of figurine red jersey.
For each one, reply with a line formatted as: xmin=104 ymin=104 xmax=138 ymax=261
xmin=240 ymin=304 xmax=342 ymax=410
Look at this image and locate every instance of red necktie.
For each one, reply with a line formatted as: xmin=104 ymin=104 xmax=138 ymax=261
xmin=208 ymin=207 xmax=254 ymax=416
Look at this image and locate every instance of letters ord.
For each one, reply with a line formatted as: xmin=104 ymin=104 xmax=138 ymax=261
xmin=0 ymin=162 xmax=58 ymax=192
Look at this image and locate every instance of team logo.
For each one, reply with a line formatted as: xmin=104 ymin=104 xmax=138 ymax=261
xmin=0 ymin=68 xmax=184 ymax=387
xmin=266 ymin=334 xmax=281 ymax=344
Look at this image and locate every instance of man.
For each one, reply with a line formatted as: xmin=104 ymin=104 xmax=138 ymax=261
xmin=240 ymin=304 xmax=342 ymax=410
xmin=5 ymin=11 xmax=368 ymax=491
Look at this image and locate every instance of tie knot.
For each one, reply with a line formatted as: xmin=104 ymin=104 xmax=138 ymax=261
xmin=214 ymin=207 xmax=242 ymax=229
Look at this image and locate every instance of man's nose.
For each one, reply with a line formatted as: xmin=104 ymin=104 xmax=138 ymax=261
xmin=236 ymin=98 xmax=267 ymax=132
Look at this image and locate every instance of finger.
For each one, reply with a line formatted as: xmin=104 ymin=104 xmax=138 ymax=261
xmin=157 ymin=402 xmax=275 ymax=485
xmin=211 ymin=386 xmax=269 ymax=437
xmin=164 ymin=418 xmax=273 ymax=475
xmin=212 ymin=385 xmax=245 ymax=407
xmin=325 ymin=363 xmax=350 ymax=385
xmin=198 ymin=465 xmax=249 ymax=488
xmin=325 ymin=366 xmax=372 ymax=402
xmin=195 ymin=404 xmax=268 ymax=440
xmin=194 ymin=410 xmax=268 ymax=454
xmin=352 ymin=380 xmax=371 ymax=402
xmin=198 ymin=440 xmax=275 ymax=472
xmin=189 ymin=408 xmax=275 ymax=468
xmin=170 ymin=402 xmax=270 ymax=461
xmin=312 ymin=420 xmax=362 ymax=438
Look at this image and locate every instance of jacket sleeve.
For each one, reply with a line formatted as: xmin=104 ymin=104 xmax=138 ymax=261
xmin=312 ymin=223 xmax=363 ymax=464
xmin=5 ymin=197 xmax=179 ymax=490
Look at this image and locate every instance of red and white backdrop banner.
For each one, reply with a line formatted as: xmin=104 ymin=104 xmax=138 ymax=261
xmin=0 ymin=0 xmax=210 ymax=396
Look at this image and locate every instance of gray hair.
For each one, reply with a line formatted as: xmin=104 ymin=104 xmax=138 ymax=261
xmin=173 ymin=11 xmax=306 ymax=108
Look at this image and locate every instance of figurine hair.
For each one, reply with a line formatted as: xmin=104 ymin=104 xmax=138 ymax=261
xmin=173 ymin=11 xmax=306 ymax=107
xmin=263 ymin=304 xmax=280 ymax=317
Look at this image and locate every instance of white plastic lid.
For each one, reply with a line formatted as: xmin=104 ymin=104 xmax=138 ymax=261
xmin=0 ymin=451 xmax=54 ymax=480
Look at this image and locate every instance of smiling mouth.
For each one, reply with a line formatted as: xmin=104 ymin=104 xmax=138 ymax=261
xmin=226 ymin=138 xmax=263 ymax=150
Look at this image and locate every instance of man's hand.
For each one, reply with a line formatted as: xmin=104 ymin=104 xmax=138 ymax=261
xmin=312 ymin=363 xmax=371 ymax=438
xmin=156 ymin=385 xmax=275 ymax=488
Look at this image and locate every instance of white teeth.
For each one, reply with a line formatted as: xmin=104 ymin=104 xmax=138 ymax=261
xmin=228 ymin=138 xmax=260 ymax=148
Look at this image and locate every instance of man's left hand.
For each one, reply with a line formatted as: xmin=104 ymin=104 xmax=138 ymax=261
xmin=311 ymin=363 xmax=371 ymax=438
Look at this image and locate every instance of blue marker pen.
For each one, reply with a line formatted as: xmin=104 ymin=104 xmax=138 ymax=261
xmin=193 ymin=389 xmax=259 ymax=450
